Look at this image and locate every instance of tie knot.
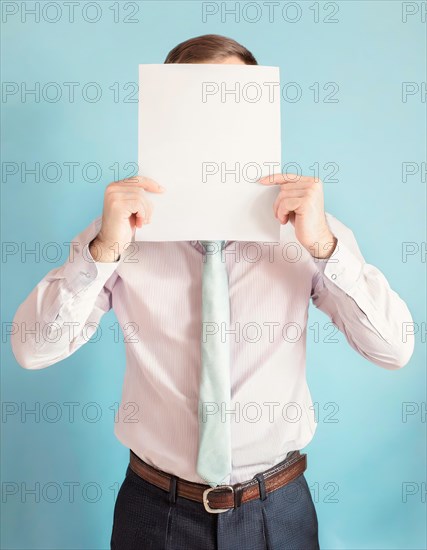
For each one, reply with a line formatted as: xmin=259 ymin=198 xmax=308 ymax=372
xmin=200 ymin=240 xmax=225 ymax=253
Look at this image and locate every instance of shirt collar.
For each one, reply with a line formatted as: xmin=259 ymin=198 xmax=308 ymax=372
xmin=189 ymin=240 xmax=233 ymax=252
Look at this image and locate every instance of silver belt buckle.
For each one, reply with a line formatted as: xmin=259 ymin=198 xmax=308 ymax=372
xmin=202 ymin=485 xmax=234 ymax=513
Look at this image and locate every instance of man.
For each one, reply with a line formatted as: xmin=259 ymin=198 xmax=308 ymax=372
xmin=11 ymin=35 xmax=414 ymax=550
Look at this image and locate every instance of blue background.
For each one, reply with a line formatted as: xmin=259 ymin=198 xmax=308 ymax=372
xmin=1 ymin=1 xmax=425 ymax=548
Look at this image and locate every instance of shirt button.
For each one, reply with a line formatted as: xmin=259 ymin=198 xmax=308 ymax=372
xmin=190 ymin=241 xmax=197 ymax=246
xmin=331 ymin=274 xmax=337 ymax=280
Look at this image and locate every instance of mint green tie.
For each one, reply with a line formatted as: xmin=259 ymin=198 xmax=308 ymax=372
xmin=196 ymin=240 xmax=232 ymax=487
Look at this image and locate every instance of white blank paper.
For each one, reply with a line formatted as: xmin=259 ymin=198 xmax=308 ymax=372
xmin=136 ymin=63 xmax=282 ymax=241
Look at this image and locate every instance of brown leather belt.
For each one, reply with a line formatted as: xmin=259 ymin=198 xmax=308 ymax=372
xmin=129 ymin=449 xmax=307 ymax=513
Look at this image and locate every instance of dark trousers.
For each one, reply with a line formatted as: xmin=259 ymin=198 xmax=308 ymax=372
xmin=110 ymin=464 xmax=320 ymax=550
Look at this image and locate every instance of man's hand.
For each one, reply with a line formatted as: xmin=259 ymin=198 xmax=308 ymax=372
xmin=89 ymin=176 xmax=165 ymax=262
xmin=259 ymin=173 xmax=337 ymax=259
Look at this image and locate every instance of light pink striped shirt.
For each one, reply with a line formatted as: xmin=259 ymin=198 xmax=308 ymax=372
xmin=11 ymin=212 xmax=414 ymax=484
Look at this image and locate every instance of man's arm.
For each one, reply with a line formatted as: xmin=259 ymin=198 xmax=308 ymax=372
xmin=310 ymin=213 xmax=415 ymax=369
xmin=11 ymin=216 xmax=122 ymax=370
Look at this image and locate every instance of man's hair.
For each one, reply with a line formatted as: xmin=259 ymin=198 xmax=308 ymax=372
xmin=164 ymin=34 xmax=258 ymax=65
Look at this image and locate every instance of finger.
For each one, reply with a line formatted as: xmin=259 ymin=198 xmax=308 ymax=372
xmin=278 ymin=181 xmax=313 ymax=191
xmin=123 ymin=198 xmax=153 ymax=223
xmin=273 ymin=195 xmax=287 ymax=220
xmin=136 ymin=198 xmax=153 ymax=226
xmin=278 ymin=198 xmax=301 ymax=217
xmin=259 ymin=173 xmax=317 ymax=185
xmin=106 ymin=188 xmax=152 ymax=199
xmin=277 ymin=198 xmax=302 ymax=223
xmin=273 ymin=191 xmax=305 ymax=218
xmin=276 ymin=188 xmax=309 ymax=198
xmin=113 ymin=175 xmax=165 ymax=193
xmin=138 ymin=194 xmax=153 ymax=222
xmin=108 ymin=189 xmax=155 ymax=220
xmin=135 ymin=211 xmax=145 ymax=228
xmin=273 ymin=194 xmax=282 ymax=218
xmin=277 ymin=202 xmax=290 ymax=224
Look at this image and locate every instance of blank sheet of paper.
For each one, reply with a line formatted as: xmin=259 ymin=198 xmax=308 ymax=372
xmin=136 ymin=63 xmax=281 ymax=241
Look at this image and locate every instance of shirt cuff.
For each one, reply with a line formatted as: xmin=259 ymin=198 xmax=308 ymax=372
xmin=42 ymin=217 xmax=123 ymax=322
xmin=311 ymin=237 xmax=364 ymax=295
xmin=62 ymin=217 xmax=122 ymax=294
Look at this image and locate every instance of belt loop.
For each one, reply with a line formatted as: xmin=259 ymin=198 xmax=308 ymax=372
xmin=255 ymin=474 xmax=267 ymax=501
xmin=234 ymin=483 xmax=244 ymax=508
xmin=286 ymin=450 xmax=299 ymax=461
xmin=169 ymin=475 xmax=178 ymax=504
